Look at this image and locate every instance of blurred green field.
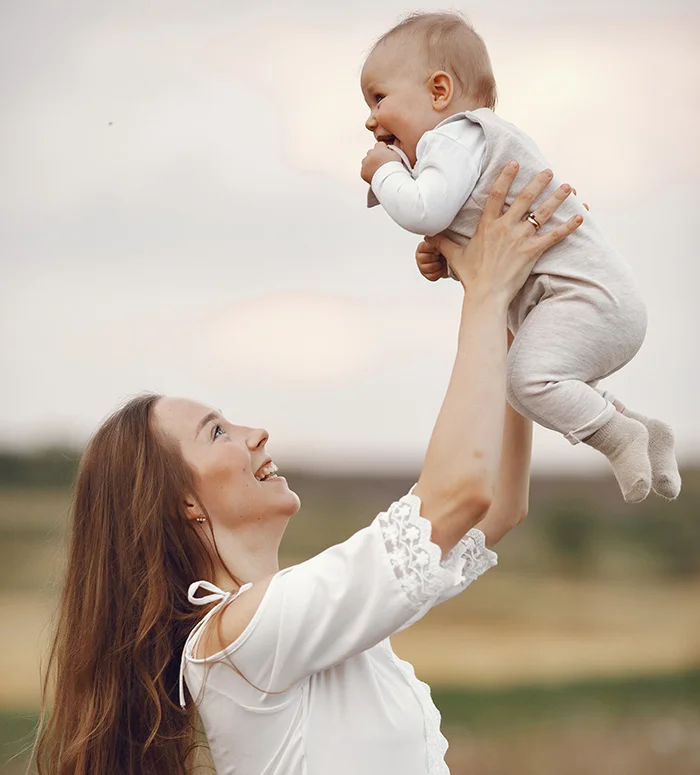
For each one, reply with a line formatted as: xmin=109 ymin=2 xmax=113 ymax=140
xmin=1 ymin=452 xmax=699 ymax=773
xmin=4 ymin=675 xmax=700 ymax=774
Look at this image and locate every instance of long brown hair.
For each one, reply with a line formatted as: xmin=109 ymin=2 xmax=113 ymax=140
xmin=31 ymin=392 xmax=233 ymax=774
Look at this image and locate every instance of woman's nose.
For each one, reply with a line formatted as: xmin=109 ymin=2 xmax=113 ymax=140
xmin=248 ymin=427 xmax=269 ymax=451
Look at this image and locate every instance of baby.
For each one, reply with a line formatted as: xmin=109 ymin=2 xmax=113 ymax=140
xmin=360 ymin=11 xmax=680 ymax=503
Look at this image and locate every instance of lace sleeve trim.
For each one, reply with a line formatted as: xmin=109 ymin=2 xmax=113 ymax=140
xmin=442 ymin=527 xmax=498 ymax=586
xmin=377 ymin=492 xmax=498 ymax=609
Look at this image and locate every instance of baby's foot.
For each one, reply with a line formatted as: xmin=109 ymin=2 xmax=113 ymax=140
xmin=623 ymin=410 xmax=682 ymax=500
xmin=584 ymin=413 xmax=651 ymax=503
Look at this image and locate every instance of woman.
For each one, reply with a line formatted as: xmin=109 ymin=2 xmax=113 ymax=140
xmin=33 ymin=163 xmax=581 ymax=774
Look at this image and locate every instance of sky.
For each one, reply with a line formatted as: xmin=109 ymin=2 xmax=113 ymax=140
xmin=1 ymin=0 xmax=699 ymax=474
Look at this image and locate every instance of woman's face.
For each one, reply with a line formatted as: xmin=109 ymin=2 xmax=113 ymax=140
xmin=154 ymin=397 xmax=301 ymax=529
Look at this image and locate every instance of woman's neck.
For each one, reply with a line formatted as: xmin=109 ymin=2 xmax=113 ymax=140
xmin=209 ymin=519 xmax=286 ymax=590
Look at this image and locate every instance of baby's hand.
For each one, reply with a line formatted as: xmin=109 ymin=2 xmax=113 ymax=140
xmin=361 ymin=142 xmax=400 ymax=184
xmin=415 ymin=239 xmax=449 ymax=282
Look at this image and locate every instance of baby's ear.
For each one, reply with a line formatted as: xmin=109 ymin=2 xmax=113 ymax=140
xmin=429 ymin=71 xmax=454 ymax=110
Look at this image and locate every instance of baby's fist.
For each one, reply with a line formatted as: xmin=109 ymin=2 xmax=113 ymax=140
xmin=361 ymin=142 xmax=400 ymax=184
xmin=416 ymin=239 xmax=449 ymax=282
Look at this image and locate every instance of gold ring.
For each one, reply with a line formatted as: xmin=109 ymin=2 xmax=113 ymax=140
xmin=525 ymin=212 xmax=541 ymax=231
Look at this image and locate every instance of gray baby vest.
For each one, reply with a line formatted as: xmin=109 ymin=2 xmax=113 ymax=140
xmin=369 ymin=108 xmax=644 ymax=334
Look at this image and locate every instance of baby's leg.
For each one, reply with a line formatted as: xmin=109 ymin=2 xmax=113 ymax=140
xmin=597 ymin=389 xmax=681 ymax=500
xmin=508 ymin=297 xmax=651 ymax=502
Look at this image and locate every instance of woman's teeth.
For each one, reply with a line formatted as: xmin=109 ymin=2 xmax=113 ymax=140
xmin=255 ymin=462 xmax=279 ymax=481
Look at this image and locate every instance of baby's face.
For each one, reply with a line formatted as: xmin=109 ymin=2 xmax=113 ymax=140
xmin=361 ymin=43 xmax=442 ymax=167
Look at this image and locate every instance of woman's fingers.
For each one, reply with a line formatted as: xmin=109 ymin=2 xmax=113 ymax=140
xmin=533 ymin=214 xmax=583 ymax=251
xmin=571 ymin=187 xmax=590 ymax=211
xmin=506 ymin=168 xmax=554 ymax=222
xmin=529 ymin=184 xmax=572 ymax=228
xmin=482 ymin=161 xmax=520 ymax=221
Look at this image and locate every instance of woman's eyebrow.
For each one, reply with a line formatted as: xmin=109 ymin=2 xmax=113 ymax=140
xmin=195 ymin=411 xmax=220 ymax=439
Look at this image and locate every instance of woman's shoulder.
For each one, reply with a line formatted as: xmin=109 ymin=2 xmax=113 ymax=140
xmin=194 ymin=574 xmax=277 ymax=660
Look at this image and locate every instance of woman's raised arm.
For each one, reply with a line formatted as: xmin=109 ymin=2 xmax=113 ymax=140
xmin=413 ymin=164 xmax=581 ymax=555
xmin=475 ymin=359 xmax=533 ymax=547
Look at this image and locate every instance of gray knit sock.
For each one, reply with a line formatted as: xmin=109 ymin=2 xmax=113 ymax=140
xmin=620 ymin=409 xmax=682 ymax=500
xmin=584 ymin=412 xmax=651 ymax=503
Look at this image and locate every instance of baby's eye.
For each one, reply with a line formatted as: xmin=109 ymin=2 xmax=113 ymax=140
xmin=375 ymin=94 xmax=385 ymax=104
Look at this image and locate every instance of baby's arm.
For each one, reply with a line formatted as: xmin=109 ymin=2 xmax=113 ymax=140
xmin=371 ymin=127 xmax=485 ymax=236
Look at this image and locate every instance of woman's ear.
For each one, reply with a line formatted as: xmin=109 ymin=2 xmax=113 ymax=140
xmin=429 ymin=71 xmax=455 ymax=111
xmin=184 ymin=498 xmax=204 ymax=522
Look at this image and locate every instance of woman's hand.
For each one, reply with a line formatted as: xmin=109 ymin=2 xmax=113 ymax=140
xmin=571 ymin=187 xmax=590 ymax=211
xmin=419 ymin=163 xmax=583 ymax=303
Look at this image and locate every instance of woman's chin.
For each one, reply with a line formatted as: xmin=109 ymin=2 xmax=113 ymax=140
xmin=275 ymin=478 xmax=301 ymax=515
xmin=287 ymin=488 xmax=302 ymax=516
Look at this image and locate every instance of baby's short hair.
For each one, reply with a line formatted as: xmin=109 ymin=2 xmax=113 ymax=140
xmin=372 ymin=11 xmax=497 ymax=109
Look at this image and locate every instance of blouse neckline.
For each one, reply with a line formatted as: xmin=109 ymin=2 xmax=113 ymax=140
xmin=178 ymin=579 xmax=253 ymax=708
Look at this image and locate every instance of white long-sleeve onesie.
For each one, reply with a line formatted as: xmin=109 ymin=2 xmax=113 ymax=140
xmin=371 ymin=120 xmax=486 ymax=237
xmin=369 ymin=109 xmax=648 ymax=445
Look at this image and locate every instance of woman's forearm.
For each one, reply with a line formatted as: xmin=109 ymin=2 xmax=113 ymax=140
xmin=414 ymin=293 xmax=510 ymax=554
xmin=413 ymin=165 xmax=582 ymax=555
xmin=475 ymin=399 xmax=532 ymax=548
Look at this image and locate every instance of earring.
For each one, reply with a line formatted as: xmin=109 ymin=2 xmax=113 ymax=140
xmin=195 ymin=517 xmax=207 ymax=524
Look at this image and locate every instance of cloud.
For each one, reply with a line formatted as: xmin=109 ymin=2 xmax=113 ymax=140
xmin=80 ymin=289 xmax=459 ymax=388
xmin=184 ymin=14 xmax=699 ymax=205
xmin=197 ymin=293 xmax=390 ymax=386
xmin=5 ymin=10 xmax=697 ymax=219
xmin=1 ymin=2 xmax=698 ymax=471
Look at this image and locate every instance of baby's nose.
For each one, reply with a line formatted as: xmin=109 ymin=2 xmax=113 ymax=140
xmin=365 ymin=113 xmax=377 ymax=132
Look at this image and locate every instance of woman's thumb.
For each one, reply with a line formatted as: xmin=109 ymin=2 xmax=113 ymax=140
xmin=425 ymin=234 xmax=458 ymax=261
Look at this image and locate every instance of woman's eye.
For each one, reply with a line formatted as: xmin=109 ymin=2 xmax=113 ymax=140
xmin=212 ymin=424 xmax=225 ymax=440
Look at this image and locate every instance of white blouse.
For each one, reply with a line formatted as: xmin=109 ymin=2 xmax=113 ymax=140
xmin=178 ymin=490 xmax=498 ymax=775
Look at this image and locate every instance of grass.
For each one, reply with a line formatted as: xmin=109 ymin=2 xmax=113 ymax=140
xmin=3 ymin=670 xmax=700 ymax=774
xmin=2 ymin=481 xmax=700 ymax=773
xmin=1 ymin=710 xmax=40 ymax=775
xmin=432 ymin=669 xmax=700 ymax=732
